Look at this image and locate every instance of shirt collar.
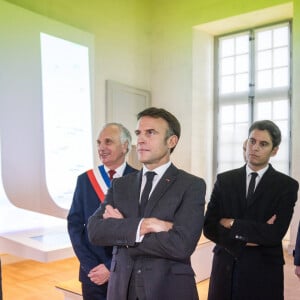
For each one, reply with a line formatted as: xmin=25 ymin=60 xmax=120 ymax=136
xmin=142 ymin=161 xmax=171 ymax=177
xmin=104 ymin=162 xmax=126 ymax=178
xmin=246 ymin=164 xmax=269 ymax=178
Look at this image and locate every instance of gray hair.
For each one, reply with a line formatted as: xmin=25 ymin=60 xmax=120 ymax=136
xmin=102 ymin=122 xmax=132 ymax=153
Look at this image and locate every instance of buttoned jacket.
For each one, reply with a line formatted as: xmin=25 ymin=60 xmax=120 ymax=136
xmin=88 ymin=163 xmax=206 ymax=300
xmin=204 ymin=164 xmax=299 ymax=300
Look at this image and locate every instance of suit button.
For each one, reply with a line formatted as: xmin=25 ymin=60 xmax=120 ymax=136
xmin=137 ymin=269 xmax=142 ymax=274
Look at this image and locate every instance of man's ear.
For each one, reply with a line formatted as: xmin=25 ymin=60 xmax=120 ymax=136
xmin=167 ymin=135 xmax=178 ymax=150
xmin=271 ymin=146 xmax=279 ymax=157
xmin=122 ymin=141 xmax=129 ymax=154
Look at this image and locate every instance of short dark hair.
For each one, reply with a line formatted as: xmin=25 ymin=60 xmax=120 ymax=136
xmin=137 ymin=107 xmax=181 ymax=153
xmin=248 ymin=120 xmax=281 ymax=148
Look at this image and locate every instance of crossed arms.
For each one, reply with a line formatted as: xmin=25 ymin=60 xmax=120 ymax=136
xmin=103 ymin=204 xmax=173 ymax=235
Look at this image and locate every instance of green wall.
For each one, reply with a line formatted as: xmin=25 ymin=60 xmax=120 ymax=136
xmin=3 ymin=0 xmax=300 ymax=244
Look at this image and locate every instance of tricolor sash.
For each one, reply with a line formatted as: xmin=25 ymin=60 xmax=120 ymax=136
xmin=87 ymin=165 xmax=111 ymax=203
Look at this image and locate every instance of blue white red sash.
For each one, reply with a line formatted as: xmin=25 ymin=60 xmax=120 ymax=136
xmin=87 ymin=165 xmax=111 ymax=203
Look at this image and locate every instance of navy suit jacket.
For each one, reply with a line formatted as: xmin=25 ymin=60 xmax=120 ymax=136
xmin=294 ymin=222 xmax=300 ymax=266
xmin=67 ymin=163 xmax=137 ymax=284
xmin=204 ymin=164 xmax=299 ymax=300
xmin=87 ymin=163 xmax=206 ymax=300
xmin=0 ymin=258 xmax=2 ymax=300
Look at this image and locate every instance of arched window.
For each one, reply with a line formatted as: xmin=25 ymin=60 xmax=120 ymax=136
xmin=40 ymin=33 xmax=93 ymax=209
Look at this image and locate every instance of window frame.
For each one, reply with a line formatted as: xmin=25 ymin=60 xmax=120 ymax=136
xmin=213 ymin=20 xmax=292 ymax=176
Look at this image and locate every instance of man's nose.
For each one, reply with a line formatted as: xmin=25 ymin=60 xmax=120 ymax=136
xmin=252 ymin=142 xmax=260 ymax=150
xmin=137 ymin=134 xmax=145 ymax=143
xmin=98 ymin=144 xmax=105 ymax=150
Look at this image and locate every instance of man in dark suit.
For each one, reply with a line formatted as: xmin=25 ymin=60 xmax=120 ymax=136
xmin=88 ymin=107 xmax=206 ymax=300
xmin=67 ymin=123 xmax=138 ymax=300
xmin=294 ymin=222 xmax=300 ymax=278
xmin=204 ymin=120 xmax=299 ymax=300
xmin=0 ymin=258 xmax=2 ymax=300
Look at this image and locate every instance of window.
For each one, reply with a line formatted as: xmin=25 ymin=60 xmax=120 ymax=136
xmin=40 ymin=33 xmax=93 ymax=209
xmin=215 ymin=22 xmax=291 ymax=174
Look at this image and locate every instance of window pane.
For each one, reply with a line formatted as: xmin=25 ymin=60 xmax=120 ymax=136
xmin=276 ymin=120 xmax=289 ymax=139
xmin=257 ymin=70 xmax=272 ymax=89
xmin=220 ymin=75 xmax=234 ymax=94
xmin=219 ymin=32 xmax=249 ymax=95
xmin=257 ymin=30 xmax=272 ymax=50
xmin=221 ymin=57 xmax=234 ymax=75
xmin=218 ymin=162 xmax=234 ymax=173
xmin=235 ymin=104 xmax=249 ymax=122
xmin=219 ymin=126 xmax=234 ymax=144
xmin=257 ymin=50 xmax=272 ymax=70
xmin=40 ymin=33 xmax=93 ymax=209
xmin=220 ymin=38 xmax=234 ymax=57
xmin=274 ymin=100 xmax=289 ymax=119
xmin=256 ymin=101 xmax=272 ymax=119
xmin=274 ymin=47 xmax=288 ymax=67
xmin=274 ymin=67 xmax=288 ymax=87
xmin=236 ymin=54 xmax=248 ymax=73
xmin=273 ymin=26 xmax=289 ymax=47
xmin=236 ymin=35 xmax=249 ymax=54
xmin=220 ymin=105 xmax=235 ymax=124
xmin=235 ymin=74 xmax=248 ymax=92
xmin=255 ymin=23 xmax=290 ymax=91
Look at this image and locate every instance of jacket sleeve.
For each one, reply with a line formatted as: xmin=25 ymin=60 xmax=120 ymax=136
xmin=128 ymin=178 xmax=206 ymax=262
xmin=68 ymin=176 xmax=110 ymax=274
xmin=230 ymin=177 xmax=299 ymax=247
xmin=203 ymin=175 xmax=246 ymax=257
xmin=87 ymin=184 xmax=141 ymax=248
xmin=88 ymin=175 xmax=206 ymax=262
xmin=204 ymin=171 xmax=299 ymax=258
xmin=294 ymin=222 xmax=300 ymax=266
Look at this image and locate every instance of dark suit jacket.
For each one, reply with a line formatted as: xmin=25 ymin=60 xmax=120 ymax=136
xmin=67 ymin=163 xmax=137 ymax=285
xmin=203 ymin=164 xmax=299 ymax=300
xmin=294 ymin=222 xmax=300 ymax=266
xmin=87 ymin=163 xmax=206 ymax=300
xmin=0 ymin=258 xmax=2 ymax=300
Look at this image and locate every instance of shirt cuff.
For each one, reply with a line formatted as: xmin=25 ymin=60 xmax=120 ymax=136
xmin=136 ymin=218 xmax=144 ymax=242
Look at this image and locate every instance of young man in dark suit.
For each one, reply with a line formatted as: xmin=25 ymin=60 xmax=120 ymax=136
xmin=0 ymin=258 xmax=2 ymax=300
xmin=67 ymin=123 xmax=137 ymax=300
xmin=88 ymin=107 xmax=206 ymax=300
xmin=294 ymin=222 xmax=300 ymax=278
xmin=204 ymin=120 xmax=299 ymax=300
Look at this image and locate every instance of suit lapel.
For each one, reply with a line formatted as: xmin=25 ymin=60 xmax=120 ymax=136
xmin=247 ymin=165 xmax=275 ymax=207
xmin=237 ymin=166 xmax=248 ymax=211
xmin=131 ymin=171 xmax=143 ymax=216
xmin=144 ymin=164 xmax=178 ymax=217
xmin=123 ymin=163 xmax=138 ymax=175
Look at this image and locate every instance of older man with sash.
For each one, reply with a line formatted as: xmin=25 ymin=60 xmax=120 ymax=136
xmin=67 ymin=123 xmax=137 ymax=300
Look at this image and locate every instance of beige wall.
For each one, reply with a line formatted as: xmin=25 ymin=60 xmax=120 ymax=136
xmin=1 ymin=0 xmax=299 ymax=247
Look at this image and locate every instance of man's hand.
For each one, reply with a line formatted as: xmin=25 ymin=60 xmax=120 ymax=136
xmin=140 ymin=218 xmax=173 ymax=236
xmin=219 ymin=218 xmax=233 ymax=229
xmin=295 ymin=265 xmax=300 ymax=279
xmin=103 ymin=204 xmax=123 ymax=219
xmin=220 ymin=215 xmax=277 ymax=246
xmin=88 ymin=264 xmax=110 ymax=285
xmin=247 ymin=214 xmax=277 ymax=246
xmin=267 ymin=214 xmax=276 ymax=224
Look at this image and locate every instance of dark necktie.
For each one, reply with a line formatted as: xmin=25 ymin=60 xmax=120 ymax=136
xmin=108 ymin=169 xmax=116 ymax=181
xmin=140 ymin=171 xmax=156 ymax=216
xmin=247 ymin=172 xmax=258 ymax=204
